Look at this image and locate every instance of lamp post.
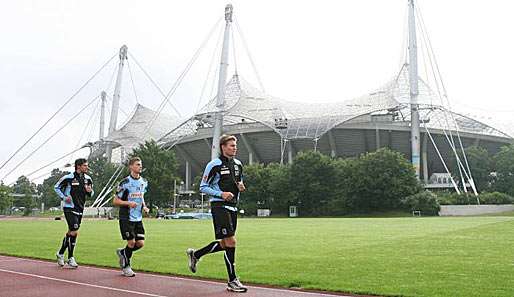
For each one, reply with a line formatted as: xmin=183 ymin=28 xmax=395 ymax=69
xmin=173 ymin=180 xmax=177 ymax=214
xmin=200 ymin=192 xmax=205 ymax=213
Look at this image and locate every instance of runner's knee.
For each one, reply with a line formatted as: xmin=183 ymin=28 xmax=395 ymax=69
xmin=127 ymin=240 xmax=136 ymax=248
xmin=223 ymin=237 xmax=236 ymax=247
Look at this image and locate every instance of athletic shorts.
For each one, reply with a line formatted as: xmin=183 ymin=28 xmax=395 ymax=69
xmin=211 ymin=206 xmax=237 ymax=240
xmin=64 ymin=210 xmax=82 ymax=231
xmin=119 ymin=220 xmax=145 ymax=241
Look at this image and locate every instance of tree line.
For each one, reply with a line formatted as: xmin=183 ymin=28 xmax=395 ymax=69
xmin=2 ymin=141 xmax=514 ymax=216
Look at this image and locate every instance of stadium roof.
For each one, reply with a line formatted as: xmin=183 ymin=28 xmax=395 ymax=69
xmin=104 ymin=103 xmax=180 ymax=152
xmin=156 ymin=65 xmax=511 ymax=147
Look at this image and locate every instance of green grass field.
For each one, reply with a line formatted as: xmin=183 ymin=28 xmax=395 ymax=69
xmin=1 ymin=216 xmax=514 ymax=297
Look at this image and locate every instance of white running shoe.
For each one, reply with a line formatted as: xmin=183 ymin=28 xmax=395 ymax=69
xmin=122 ymin=265 xmax=136 ymax=277
xmin=186 ymin=248 xmax=198 ymax=273
xmin=56 ymin=252 xmax=65 ymax=267
xmin=227 ymin=278 xmax=248 ymax=293
xmin=67 ymin=257 xmax=78 ymax=268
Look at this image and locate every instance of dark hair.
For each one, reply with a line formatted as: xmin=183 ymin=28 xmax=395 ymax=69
xmin=129 ymin=156 xmax=142 ymax=166
xmin=74 ymin=158 xmax=88 ymax=169
xmin=219 ymin=134 xmax=237 ymax=152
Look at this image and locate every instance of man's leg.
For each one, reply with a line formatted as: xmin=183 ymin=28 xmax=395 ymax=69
xmin=133 ymin=240 xmax=144 ymax=253
xmin=120 ymin=239 xmax=136 ymax=277
xmin=123 ymin=239 xmax=136 ymax=267
xmin=117 ymin=220 xmax=133 ymax=272
xmin=187 ymin=207 xmax=226 ymax=273
xmin=56 ymin=231 xmax=69 ymax=267
xmin=67 ymin=230 xmax=78 ymax=258
xmin=193 ymin=240 xmax=224 ymax=260
xmin=125 ymin=222 xmax=145 ymax=264
xmin=58 ymin=212 xmax=79 ymax=268
xmin=67 ymin=213 xmax=81 ymax=259
xmin=58 ymin=212 xmax=74 ymax=257
xmin=132 ymin=222 xmax=145 ymax=254
xmin=223 ymin=211 xmax=247 ymax=292
xmin=223 ymin=236 xmax=247 ymax=292
xmin=66 ymin=229 xmax=79 ymax=268
xmin=58 ymin=233 xmax=68 ymax=255
xmin=221 ymin=236 xmax=237 ymax=282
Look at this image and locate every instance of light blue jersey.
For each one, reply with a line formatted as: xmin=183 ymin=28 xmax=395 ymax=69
xmin=200 ymin=155 xmax=243 ymax=207
xmin=117 ymin=175 xmax=148 ymax=222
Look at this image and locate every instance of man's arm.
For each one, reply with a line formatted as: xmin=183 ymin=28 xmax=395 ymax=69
xmin=85 ymin=176 xmax=94 ymax=197
xmin=236 ymin=162 xmax=245 ymax=192
xmin=54 ymin=175 xmax=71 ymax=201
xmin=113 ymin=195 xmax=137 ymax=208
xmin=112 ymin=181 xmax=136 ymax=208
xmin=141 ymin=179 xmax=149 ymax=213
xmin=200 ymin=161 xmax=235 ymax=201
xmin=141 ymin=197 xmax=150 ymax=213
xmin=238 ymin=161 xmax=244 ymax=182
xmin=199 ymin=162 xmax=223 ymax=197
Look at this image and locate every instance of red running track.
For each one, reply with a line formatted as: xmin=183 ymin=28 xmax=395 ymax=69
xmin=0 ymin=255 xmax=373 ymax=297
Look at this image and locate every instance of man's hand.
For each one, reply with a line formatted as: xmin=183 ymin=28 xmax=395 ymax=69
xmin=65 ymin=196 xmax=72 ymax=203
xmin=221 ymin=192 xmax=234 ymax=201
xmin=85 ymin=184 xmax=93 ymax=193
xmin=143 ymin=206 xmax=150 ymax=214
xmin=237 ymin=182 xmax=246 ymax=192
xmin=127 ymin=201 xmax=137 ymax=208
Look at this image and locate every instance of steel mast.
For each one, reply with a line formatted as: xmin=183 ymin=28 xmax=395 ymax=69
xmin=408 ymin=0 xmax=421 ymax=179
xmin=106 ymin=45 xmax=128 ymax=162
xmin=211 ymin=4 xmax=233 ymax=159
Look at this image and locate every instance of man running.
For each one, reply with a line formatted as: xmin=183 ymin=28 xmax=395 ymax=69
xmin=54 ymin=158 xmax=93 ymax=268
xmin=187 ymin=134 xmax=248 ymax=293
xmin=114 ymin=157 xmax=149 ymax=277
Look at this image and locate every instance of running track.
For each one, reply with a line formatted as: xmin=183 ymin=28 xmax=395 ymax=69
xmin=0 ymin=255 xmax=374 ymax=297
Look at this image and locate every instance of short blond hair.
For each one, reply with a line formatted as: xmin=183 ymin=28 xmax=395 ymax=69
xmin=128 ymin=156 xmax=142 ymax=166
xmin=219 ymin=134 xmax=237 ymax=151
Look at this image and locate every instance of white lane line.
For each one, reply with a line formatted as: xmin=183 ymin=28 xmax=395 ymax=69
xmin=0 ymin=259 xmax=21 ymax=263
xmin=0 ymin=268 xmax=169 ymax=297
xmin=2 ymin=256 xmax=350 ymax=297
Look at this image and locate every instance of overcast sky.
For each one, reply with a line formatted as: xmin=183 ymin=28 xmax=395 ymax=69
xmin=1 ymin=0 xmax=513 ymax=184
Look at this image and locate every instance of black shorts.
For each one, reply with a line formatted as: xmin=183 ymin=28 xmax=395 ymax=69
xmin=212 ymin=206 xmax=237 ymax=240
xmin=64 ymin=210 xmax=82 ymax=231
xmin=119 ymin=220 xmax=145 ymax=241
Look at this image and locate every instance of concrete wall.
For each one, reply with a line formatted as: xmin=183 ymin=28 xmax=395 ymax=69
xmin=83 ymin=207 xmax=114 ymax=217
xmin=439 ymin=205 xmax=514 ymax=216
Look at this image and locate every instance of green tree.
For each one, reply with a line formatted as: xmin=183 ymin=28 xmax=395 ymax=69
xmin=343 ymin=148 xmax=422 ymax=212
xmin=0 ymin=183 xmax=13 ymax=214
xmin=463 ymin=146 xmax=494 ymax=192
xmin=266 ymin=163 xmax=294 ymax=215
xmin=12 ymin=176 xmax=37 ymax=215
xmin=402 ymin=191 xmax=440 ymax=216
xmin=327 ymin=157 xmax=354 ymax=215
xmin=38 ymin=168 xmax=68 ymax=208
xmin=130 ymin=140 xmax=180 ymax=208
xmin=239 ymin=163 xmax=268 ymax=215
xmin=493 ymin=144 xmax=514 ymax=196
xmin=87 ymin=156 xmax=121 ymax=204
xmin=450 ymin=146 xmax=494 ymax=192
xmin=290 ymin=151 xmax=341 ymax=216
xmin=230 ymin=162 xmax=293 ymax=216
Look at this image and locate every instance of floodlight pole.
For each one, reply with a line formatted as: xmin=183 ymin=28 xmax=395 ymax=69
xmin=173 ymin=179 xmax=177 ymax=214
xmin=211 ymin=4 xmax=233 ymax=160
xmin=200 ymin=192 xmax=205 ymax=213
xmin=408 ymin=0 xmax=421 ymax=179
xmin=106 ymin=45 xmax=128 ymax=162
